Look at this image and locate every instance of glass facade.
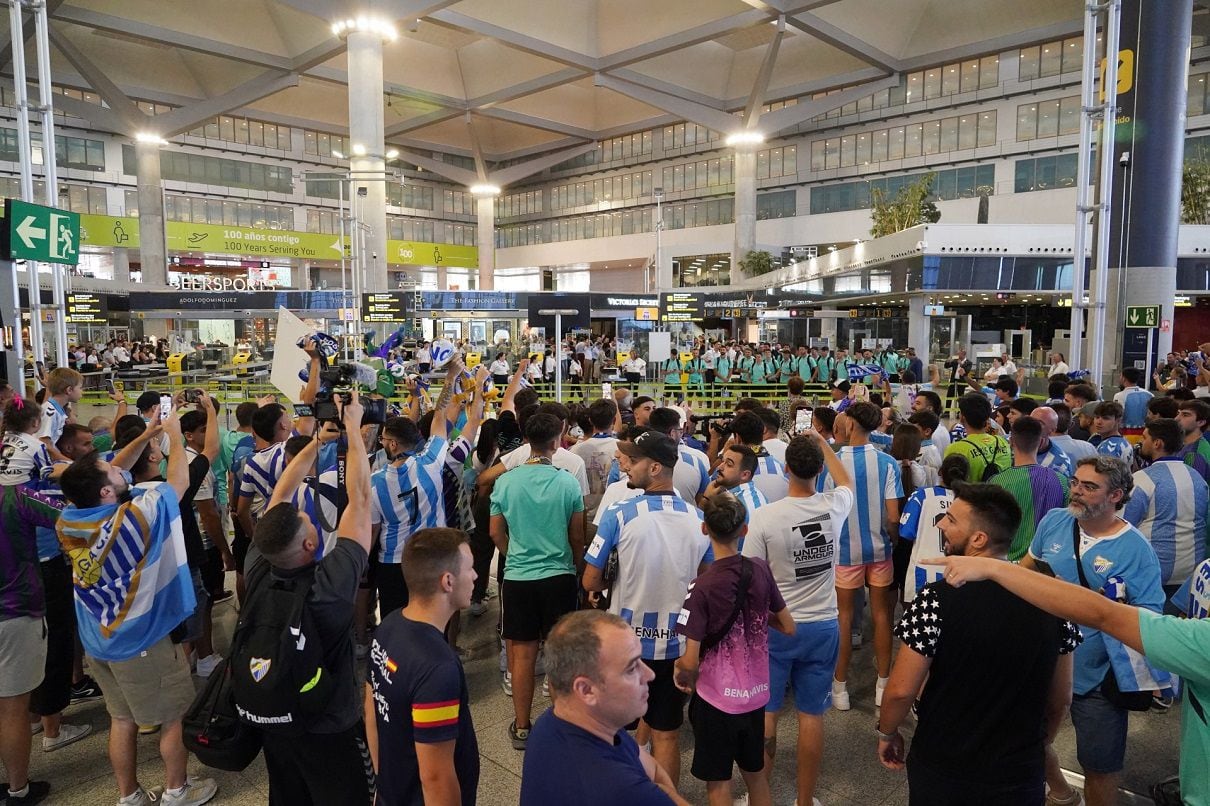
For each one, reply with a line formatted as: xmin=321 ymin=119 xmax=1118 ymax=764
xmin=810 ymin=164 xmax=995 ymax=214
xmin=810 ymin=112 xmax=996 ymax=170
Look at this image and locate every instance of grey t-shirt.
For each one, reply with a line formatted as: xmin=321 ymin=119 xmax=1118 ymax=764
xmin=742 ymin=487 xmax=854 ymax=623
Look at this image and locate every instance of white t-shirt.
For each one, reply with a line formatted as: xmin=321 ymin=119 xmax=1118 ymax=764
xmin=569 ymin=435 xmax=618 ymax=520
xmin=623 ymin=357 xmax=647 ymax=374
xmin=489 ymin=359 xmax=510 ymax=376
xmin=501 ymin=444 xmax=590 ymax=495
xmin=416 ymin=347 xmax=432 ymax=363
xmin=112 ymin=346 xmax=130 ymax=363
xmin=762 ymin=438 xmax=788 ymax=464
xmin=742 ymin=487 xmax=855 ymax=622
xmin=1049 ymin=362 xmax=1070 ymax=377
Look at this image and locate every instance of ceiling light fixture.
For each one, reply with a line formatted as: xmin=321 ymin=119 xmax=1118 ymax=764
xmin=470 ymin=183 xmax=502 ymax=196
xmin=135 ymin=132 xmax=167 ymax=145
xmin=725 ymin=131 xmax=765 ymax=147
xmin=331 ymin=16 xmax=398 ymax=42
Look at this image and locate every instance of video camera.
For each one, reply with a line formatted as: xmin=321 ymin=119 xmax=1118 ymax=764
xmin=690 ymin=413 xmax=732 ymax=437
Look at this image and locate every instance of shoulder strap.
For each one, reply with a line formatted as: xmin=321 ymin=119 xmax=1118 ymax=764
xmin=701 ymin=557 xmax=753 ymax=655
xmin=1072 ymin=518 xmax=1092 ymax=589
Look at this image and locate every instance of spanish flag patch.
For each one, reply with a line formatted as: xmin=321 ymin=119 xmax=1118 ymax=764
xmin=412 ymin=699 xmax=460 ymax=729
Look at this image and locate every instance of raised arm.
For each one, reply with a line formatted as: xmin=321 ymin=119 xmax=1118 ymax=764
xmin=807 ymin=427 xmax=852 ymax=490
xmin=337 ymin=390 xmax=372 ymax=555
xmin=500 ymin=358 xmax=530 ymax=415
xmin=199 ymin=392 xmax=220 ymax=462
xmin=268 ymin=437 xmax=320 ymax=509
xmin=111 ymin=410 xmax=163 ymax=472
xmin=162 ymin=406 xmax=189 ymax=500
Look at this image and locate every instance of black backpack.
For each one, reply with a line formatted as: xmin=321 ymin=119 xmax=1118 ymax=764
xmin=958 ymin=436 xmax=1006 ymax=482
xmin=228 ymin=560 xmax=336 ymax=735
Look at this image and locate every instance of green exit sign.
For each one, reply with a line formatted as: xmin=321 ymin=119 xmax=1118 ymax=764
xmin=3 ymin=198 xmax=80 ymax=265
xmin=1125 ymin=304 xmax=1160 ymax=329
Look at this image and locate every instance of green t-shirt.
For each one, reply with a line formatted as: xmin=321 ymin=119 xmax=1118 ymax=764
xmin=944 ymin=433 xmax=1011 ymax=481
xmin=1139 ymin=611 xmax=1210 ymax=804
xmin=490 ymin=461 xmax=585 ymax=581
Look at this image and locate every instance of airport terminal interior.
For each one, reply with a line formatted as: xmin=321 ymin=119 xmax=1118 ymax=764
xmin=1 ymin=0 xmax=1208 ymax=803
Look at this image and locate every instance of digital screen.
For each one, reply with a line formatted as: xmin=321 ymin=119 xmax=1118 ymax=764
xmin=362 ymin=292 xmax=411 ymax=322
xmin=661 ymin=292 xmax=704 ymax=323
xmin=66 ymin=293 xmax=107 ymax=324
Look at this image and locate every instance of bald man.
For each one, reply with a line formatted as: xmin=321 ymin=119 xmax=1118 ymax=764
xmin=1030 ymin=407 xmax=1073 ymax=477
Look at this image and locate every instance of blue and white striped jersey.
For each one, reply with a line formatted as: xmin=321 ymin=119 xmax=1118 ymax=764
xmin=675 ymin=445 xmax=710 ymax=503
xmin=370 ymin=436 xmax=449 ymax=563
xmin=752 ymin=450 xmax=788 ymax=503
xmin=1039 ymin=440 xmax=1073 ymax=476
xmin=586 ymin=491 xmax=708 ymax=661
xmin=817 ymin=444 xmax=903 ymax=566
xmin=1124 ymin=457 xmax=1209 ymax=586
xmin=1114 ymin=387 xmax=1153 ymax=429
xmin=730 ymin=480 xmax=768 ymax=521
xmin=238 ymin=442 xmax=287 ymax=518
xmin=1090 ymin=434 xmax=1133 ymax=466
xmin=898 ymin=486 xmax=955 ymax=602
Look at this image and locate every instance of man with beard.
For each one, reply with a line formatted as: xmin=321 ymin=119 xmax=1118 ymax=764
xmin=1022 ymin=457 xmax=1165 ymax=806
xmin=876 ymin=483 xmax=1079 ymax=805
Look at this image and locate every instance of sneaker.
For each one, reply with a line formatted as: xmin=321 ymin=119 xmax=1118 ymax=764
xmin=733 ymin=794 xmax=749 ymax=806
xmin=1151 ymin=693 xmax=1175 ymax=711
xmin=160 ymin=778 xmax=217 ymax=806
xmin=534 ymin=650 xmax=546 ymax=676
xmin=1045 ymin=789 xmax=1083 ymax=806
xmin=212 ymin=589 xmax=234 ymax=604
xmin=137 ymin=724 xmax=160 ymax=736
xmin=194 ymin=654 xmax=223 ymax=679
xmin=469 ymin=600 xmax=488 ymax=617
xmin=875 ymin=677 xmax=889 ymax=707
xmin=70 ymin=676 xmax=102 ymax=702
xmin=508 ymin=720 xmax=530 ymax=750
xmin=42 ymin=722 xmax=92 ymax=752
xmin=831 ymin=682 xmax=850 ymax=711
xmin=5 ymin=781 xmax=51 ymax=804
xmin=501 ymin=670 xmax=513 ymax=697
xmin=116 ymin=785 xmax=155 ymax=806
xmin=850 ymin=631 xmax=863 ymax=649
xmin=541 ymin=677 xmax=550 ymax=698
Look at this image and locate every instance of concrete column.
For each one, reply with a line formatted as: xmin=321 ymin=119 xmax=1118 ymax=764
xmin=907 ymin=303 xmax=931 ymax=363
xmin=134 ymin=141 xmax=168 ymax=286
xmin=475 ymin=193 xmax=496 ymax=290
xmin=347 ymin=29 xmax=388 ymax=292
xmin=436 ymin=264 xmax=448 ymax=290
xmin=112 ymin=248 xmax=131 ymax=284
xmin=733 ymin=146 xmax=757 ymax=274
xmin=1102 ymin=0 xmax=1192 ymax=387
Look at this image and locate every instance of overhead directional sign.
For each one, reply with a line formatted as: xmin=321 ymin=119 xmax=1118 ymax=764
xmin=65 ymin=292 xmax=107 ymax=324
xmin=1125 ymin=304 xmax=1160 ymax=329
xmin=362 ymin=292 xmax=412 ymax=322
xmin=3 ymin=199 xmax=80 ymax=265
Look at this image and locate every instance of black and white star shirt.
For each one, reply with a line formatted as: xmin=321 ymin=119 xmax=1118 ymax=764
xmin=895 ymin=580 xmax=1082 ymax=657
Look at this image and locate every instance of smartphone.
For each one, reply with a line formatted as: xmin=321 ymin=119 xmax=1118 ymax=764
xmin=601 ymin=381 xmax=612 ymax=400
xmin=185 ymin=388 xmax=203 ymax=404
xmin=106 ymin=379 xmax=117 ymax=395
xmin=795 ymin=408 xmax=813 ymax=434
xmin=159 ymin=394 xmax=173 ymax=421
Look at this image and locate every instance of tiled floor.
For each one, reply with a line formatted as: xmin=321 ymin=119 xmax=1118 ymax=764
xmin=14 ymin=580 xmax=1181 ymax=805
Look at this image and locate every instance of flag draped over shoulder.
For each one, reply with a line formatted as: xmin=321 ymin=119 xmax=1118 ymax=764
xmin=56 ymin=483 xmax=196 ymax=662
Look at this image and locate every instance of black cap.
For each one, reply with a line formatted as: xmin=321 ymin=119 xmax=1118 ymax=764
xmin=135 ymin=391 xmax=161 ymax=412
xmin=617 ymin=431 xmax=679 ymax=467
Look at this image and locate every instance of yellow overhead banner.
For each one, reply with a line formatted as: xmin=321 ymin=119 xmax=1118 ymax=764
xmin=77 ymin=214 xmax=478 ymax=268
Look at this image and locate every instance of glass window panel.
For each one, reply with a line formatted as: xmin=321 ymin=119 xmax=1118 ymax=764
xmin=942 ymin=63 xmax=961 ymax=96
xmin=756 ymin=150 xmax=770 ymax=178
xmin=234 ymin=118 xmax=249 ymax=144
xmin=1036 ymin=155 xmax=1058 ymax=189
xmin=784 ymin=145 xmax=796 ymax=174
xmin=1059 ymin=95 xmax=1081 ymax=134
xmin=978 ymin=111 xmax=997 ymax=147
xmin=304 ymin=131 xmax=317 ymax=154
xmin=854 ymin=134 xmax=871 ymax=165
xmin=1062 ymin=37 xmax=1084 ymax=73
xmin=935 ymin=170 xmax=956 ymax=199
xmin=219 ymin=116 xmax=235 ymax=141
xmin=904 ymin=124 xmax=922 ymax=157
xmin=709 ymin=158 xmax=721 ymax=184
xmin=906 ymin=72 xmax=923 ymax=102
xmin=1019 ymin=46 xmax=1041 ymax=80
xmin=1037 ymin=99 xmax=1060 ymax=137
xmin=960 ymin=59 xmax=980 ymax=93
xmin=205 ymin=120 xmax=220 ymax=139
xmin=1017 ymin=104 xmax=1038 ymax=140
xmin=955 ymin=165 xmax=977 ymax=197
xmin=940 ymin=117 xmax=959 ymax=151
xmin=1039 ymin=42 xmax=1062 ymax=77
xmin=840 ymin=135 xmax=855 ymax=167
xmin=872 ymin=130 xmax=888 ymax=162
xmin=686 ymin=161 xmax=699 ymax=186
xmin=980 ymin=55 xmax=1000 ymax=88
xmin=888 ymin=127 xmax=905 ymax=160
xmin=921 ymin=120 xmax=941 ymax=154
xmin=957 ymin=116 xmax=977 ymax=150
xmin=673 ymin=165 xmax=684 ymax=191
xmin=924 ymin=69 xmax=942 ymax=98
xmin=1190 ymin=75 xmax=1208 ymax=117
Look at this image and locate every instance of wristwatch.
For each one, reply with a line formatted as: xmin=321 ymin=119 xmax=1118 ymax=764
xmin=875 ymin=723 xmax=899 ymax=741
